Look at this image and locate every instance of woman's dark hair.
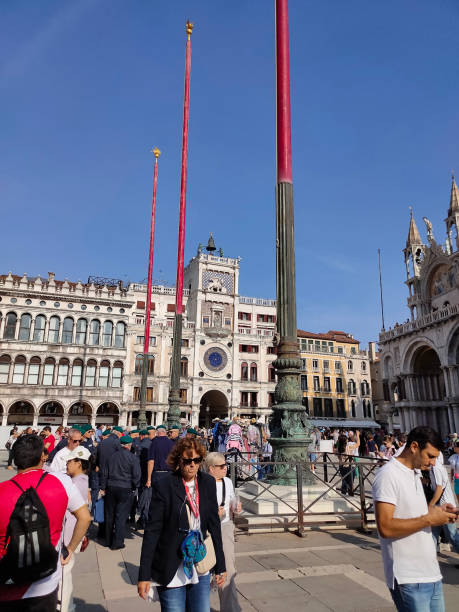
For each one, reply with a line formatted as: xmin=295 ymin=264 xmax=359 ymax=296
xmin=167 ymin=438 xmax=207 ymax=471
xmin=406 ymin=426 xmax=443 ymax=452
xmin=12 ymin=434 xmax=44 ymax=470
xmin=337 ymin=434 xmax=348 ymax=455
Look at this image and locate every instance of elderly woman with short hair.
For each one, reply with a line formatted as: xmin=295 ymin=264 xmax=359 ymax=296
xmin=206 ymin=452 xmax=242 ymax=612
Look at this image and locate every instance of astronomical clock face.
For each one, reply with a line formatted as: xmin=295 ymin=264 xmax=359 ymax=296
xmin=204 ymin=347 xmax=228 ymax=372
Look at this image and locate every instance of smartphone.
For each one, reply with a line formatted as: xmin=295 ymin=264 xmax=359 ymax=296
xmin=61 ymin=544 xmax=69 ymax=560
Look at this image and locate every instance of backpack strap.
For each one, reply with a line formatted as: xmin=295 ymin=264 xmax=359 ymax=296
xmin=10 ymin=471 xmax=48 ymax=494
xmin=10 ymin=479 xmax=24 ymax=493
xmin=35 ymin=472 xmax=48 ymax=490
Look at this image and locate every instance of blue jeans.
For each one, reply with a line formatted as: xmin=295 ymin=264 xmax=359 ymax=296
xmin=390 ymin=580 xmax=445 ymax=612
xmin=157 ymin=574 xmax=210 ymax=612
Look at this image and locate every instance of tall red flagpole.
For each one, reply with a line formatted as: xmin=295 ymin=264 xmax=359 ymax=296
xmin=269 ymin=0 xmax=313 ymax=486
xmin=168 ymin=20 xmax=194 ymax=427
xmin=138 ymin=147 xmax=161 ymax=429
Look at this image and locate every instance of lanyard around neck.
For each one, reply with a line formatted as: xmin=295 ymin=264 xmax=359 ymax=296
xmin=183 ymin=477 xmax=199 ymax=519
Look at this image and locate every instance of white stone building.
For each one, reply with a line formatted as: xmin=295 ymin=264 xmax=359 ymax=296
xmin=378 ymin=176 xmax=459 ymax=435
xmin=0 ymin=272 xmax=131 ymax=428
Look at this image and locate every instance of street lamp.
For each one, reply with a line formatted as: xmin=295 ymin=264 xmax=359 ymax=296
xmin=268 ymin=0 xmax=313 ymax=485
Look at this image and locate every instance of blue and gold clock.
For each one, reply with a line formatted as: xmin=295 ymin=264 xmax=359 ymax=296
xmin=204 ymin=347 xmax=227 ymax=372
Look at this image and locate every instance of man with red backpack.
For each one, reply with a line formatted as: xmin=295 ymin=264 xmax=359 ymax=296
xmin=0 ymin=434 xmax=91 ymax=611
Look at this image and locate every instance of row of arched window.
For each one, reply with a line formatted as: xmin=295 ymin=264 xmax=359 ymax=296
xmin=1 ymin=312 xmax=126 ymax=348
xmin=133 ymin=355 xmax=189 ymax=378
xmin=350 ymin=399 xmax=373 ymax=418
xmin=240 ymin=362 xmax=276 ymax=382
xmin=0 ymin=354 xmax=123 ymax=388
xmin=347 ymin=379 xmax=370 ymax=395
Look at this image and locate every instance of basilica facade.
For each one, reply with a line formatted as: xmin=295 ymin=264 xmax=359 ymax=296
xmin=378 ymin=176 xmax=459 ymax=435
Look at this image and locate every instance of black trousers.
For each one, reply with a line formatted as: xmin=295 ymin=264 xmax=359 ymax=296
xmin=0 ymin=588 xmax=58 ymax=612
xmin=104 ymin=486 xmax=133 ymax=548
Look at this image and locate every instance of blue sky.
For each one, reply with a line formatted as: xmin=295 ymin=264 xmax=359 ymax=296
xmin=2 ymin=1 xmax=459 ymax=347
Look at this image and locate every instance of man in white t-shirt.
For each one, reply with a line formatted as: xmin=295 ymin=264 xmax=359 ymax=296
xmin=48 ymin=428 xmax=83 ymax=473
xmin=372 ymin=426 xmax=458 ymax=612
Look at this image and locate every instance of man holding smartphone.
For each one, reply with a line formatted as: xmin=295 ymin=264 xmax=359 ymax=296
xmin=372 ymin=426 xmax=458 ymax=612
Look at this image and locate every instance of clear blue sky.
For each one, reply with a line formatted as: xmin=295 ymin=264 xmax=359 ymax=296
xmin=2 ymin=1 xmax=459 ymax=347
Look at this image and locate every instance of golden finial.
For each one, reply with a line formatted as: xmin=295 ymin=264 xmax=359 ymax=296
xmin=409 ymin=205 xmax=413 ymax=217
xmin=151 ymin=147 xmax=161 ymax=159
xmin=186 ymin=20 xmax=194 ymax=39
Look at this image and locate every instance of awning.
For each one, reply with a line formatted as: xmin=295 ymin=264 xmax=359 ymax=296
xmin=309 ymin=418 xmax=380 ymax=429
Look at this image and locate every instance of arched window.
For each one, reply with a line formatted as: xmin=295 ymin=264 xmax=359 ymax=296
xmin=114 ymin=322 xmax=126 ymax=348
xmin=99 ymin=360 xmax=110 ymax=387
xmin=4 ymin=312 xmax=17 ymax=339
xmin=250 ymin=363 xmax=258 ymax=382
xmin=361 ymin=361 xmax=367 ymax=372
xmin=33 ymin=315 xmax=46 ymax=342
xmin=241 ymin=362 xmax=248 ymax=381
xmin=85 ymin=359 xmax=97 ymax=386
xmin=351 ymin=400 xmax=356 ymax=418
xmin=348 ymin=379 xmax=356 ymax=395
xmin=103 ymin=321 xmax=113 ymax=347
xmin=75 ymin=319 xmax=87 ymax=345
xmin=112 ymin=361 xmax=123 ymax=388
xmin=89 ymin=320 xmax=100 ymax=346
xmin=361 ymin=380 xmax=369 ymax=396
xmin=181 ymin=357 xmax=188 ymax=378
xmin=48 ymin=316 xmax=60 ymax=343
xmin=62 ymin=317 xmax=74 ymax=344
xmin=71 ymin=359 xmax=83 ymax=386
xmin=12 ymin=355 xmax=26 ymax=384
xmin=0 ymin=354 xmax=11 ymax=384
xmin=27 ymin=356 xmax=41 ymax=384
xmin=268 ymin=364 xmax=276 ymax=382
xmin=43 ymin=357 xmax=55 ymax=385
xmin=57 ymin=358 xmax=69 ymax=386
xmin=135 ymin=354 xmax=143 ymax=375
xmin=18 ymin=314 xmax=32 ymax=341
xmin=347 ymin=360 xmax=353 ymax=371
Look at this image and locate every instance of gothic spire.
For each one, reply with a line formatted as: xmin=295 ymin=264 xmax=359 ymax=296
xmin=448 ymin=172 xmax=459 ymax=216
xmin=406 ymin=207 xmax=422 ymax=248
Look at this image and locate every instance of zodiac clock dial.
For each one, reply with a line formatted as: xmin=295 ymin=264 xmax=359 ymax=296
xmin=203 ymin=347 xmax=227 ymax=372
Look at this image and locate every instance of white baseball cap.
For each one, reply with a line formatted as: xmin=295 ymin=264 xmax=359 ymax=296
xmin=66 ymin=447 xmax=92 ymax=462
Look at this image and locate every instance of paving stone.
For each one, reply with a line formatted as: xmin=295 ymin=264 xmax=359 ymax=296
xmin=235 ymin=556 xmax=266 ymax=573
xmin=248 ymin=592 xmax=316 ymax=612
xmin=73 ymin=598 xmax=107 ymax=611
xmin=251 ymin=553 xmax=299 ymax=570
xmin=278 ymin=568 xmax=304 ymax=579
xmin=282 ymin=549 xmax=334 ymax=566
xmin=106 ymin=596 xmax=158 ymax=611
xmin=292 ymin=575 xmax=394 ymax=612
xmin=236 ymin=575 xmax=304 ymax=600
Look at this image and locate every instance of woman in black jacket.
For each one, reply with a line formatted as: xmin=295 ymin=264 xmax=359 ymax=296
xmin=138 ymin=438 xmax=226 ymax=611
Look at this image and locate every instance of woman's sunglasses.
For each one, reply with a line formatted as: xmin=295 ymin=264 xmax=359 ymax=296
xmin=181 ymin=456 xmax=203 ymax=466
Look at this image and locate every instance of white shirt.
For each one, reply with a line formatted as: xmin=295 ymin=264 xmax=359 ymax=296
xmin=24 ymin=472 xmax=85 ymax=599
xmin=216 ymin=477 xmax=235 ymax=524
xmin=48 ymin=446 xmax=72 ymax=473
xmin=372 ymin=458 xmax=441 ymax=588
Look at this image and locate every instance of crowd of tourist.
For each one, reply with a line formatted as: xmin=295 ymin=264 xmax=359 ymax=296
xmin=1 ymin=420 xmax=458 ymax=611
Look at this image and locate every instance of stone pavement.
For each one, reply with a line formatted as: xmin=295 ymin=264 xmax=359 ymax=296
xmin=1 ymin=456 xmax=459 ymax=611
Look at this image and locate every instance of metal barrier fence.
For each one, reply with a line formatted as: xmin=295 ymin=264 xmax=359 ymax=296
xmin=227 ymin=451 xmax=386 ymax=536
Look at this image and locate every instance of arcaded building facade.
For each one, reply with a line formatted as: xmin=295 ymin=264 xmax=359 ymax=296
xmin=378 ymin=176 xmax=459 ymax=435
